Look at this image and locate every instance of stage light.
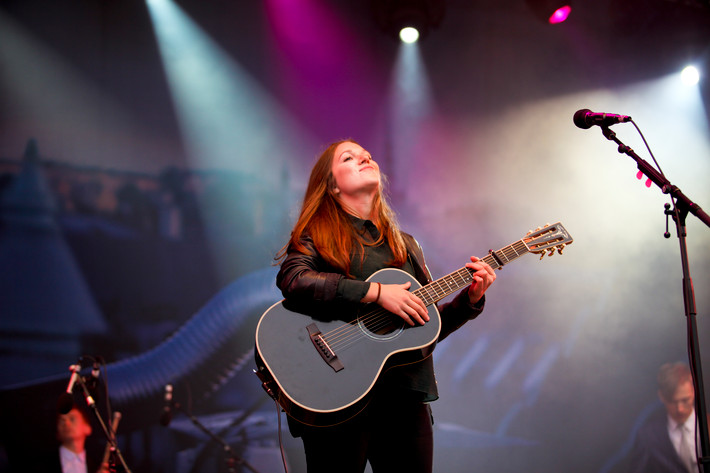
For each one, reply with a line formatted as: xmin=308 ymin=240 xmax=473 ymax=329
xmin=681 ymin=65 xmax=700 ymax=86
xmin=548 ymin=5 xmax=571 ymax=24
xmin=399 ymin=26 xmax=420 ymax=43
xmin=372 ymin=0 xmax=445 ymax=42
xmin=525 ymin=0 xmax=572 ymax=25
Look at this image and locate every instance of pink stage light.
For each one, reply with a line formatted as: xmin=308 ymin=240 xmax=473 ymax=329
xmin=548 ymin=5 xmax=571 ymax=24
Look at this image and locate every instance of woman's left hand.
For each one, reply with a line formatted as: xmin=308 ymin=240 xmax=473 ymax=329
xmin=465 ymin=256 xmax=496 ymax=304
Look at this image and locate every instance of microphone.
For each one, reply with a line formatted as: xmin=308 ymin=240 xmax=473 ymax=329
xmin=573 ymin=109 xmax=631 ymax=129
xmin=57 ymin=364 xmax=81 ymax=414
xmin=160 ymin=384 xmax=174 ymax=426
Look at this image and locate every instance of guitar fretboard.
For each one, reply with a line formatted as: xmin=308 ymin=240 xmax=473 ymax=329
xmin=413 ymin=239 xmax=530 ymax=306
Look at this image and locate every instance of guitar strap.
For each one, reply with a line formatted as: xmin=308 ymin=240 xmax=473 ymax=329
xmin=402 ymin=233 xmax=434 ymax=287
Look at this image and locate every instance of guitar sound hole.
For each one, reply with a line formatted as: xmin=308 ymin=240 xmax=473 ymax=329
xmin=359 ymin=312 xmax=404 ymax=338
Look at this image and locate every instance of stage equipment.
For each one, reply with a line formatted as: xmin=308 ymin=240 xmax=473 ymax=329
xmin=371 ymin=0 xmax=445 ymax=42
xmin=160 ymin=383 xmax=264 ymax=473
xmin=525 ymin=0 xmax=572 ymax=24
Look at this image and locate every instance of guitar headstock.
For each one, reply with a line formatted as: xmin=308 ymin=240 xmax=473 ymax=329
xmin=524 ymin=222 xmax=573 ymax=259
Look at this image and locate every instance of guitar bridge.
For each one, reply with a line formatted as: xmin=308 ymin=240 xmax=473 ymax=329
xmin=307 ymin=323 xmax=344 ymax=372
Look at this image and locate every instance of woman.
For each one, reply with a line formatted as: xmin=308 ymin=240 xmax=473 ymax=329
xmin=276 ymin=139 xmax=496 ymax=473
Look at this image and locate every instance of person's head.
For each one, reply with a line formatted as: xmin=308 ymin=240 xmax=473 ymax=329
xmin=282 ymin=139 xmax=406 ymax=275
xmin=329 ymin=141 xmax=381 ymax=208
xmin=57 ymin=407 xmax=92 ymax=451
xmin=303 ymin=140 xmax=382 ymax=218
xmin=657 ymin=362 xmax=695 ymax=425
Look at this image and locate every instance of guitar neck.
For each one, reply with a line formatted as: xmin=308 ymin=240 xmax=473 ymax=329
xmin=413 ymin=239 xmax=530 ymax=306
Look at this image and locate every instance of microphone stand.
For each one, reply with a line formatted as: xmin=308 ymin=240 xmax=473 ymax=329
xmin=170 ymin=401 xmax=263 ymax=473
xmin=601 ymin=125 xmax=710 ymax=470
xmin=76 ymin=374 xmax=132 ymax=473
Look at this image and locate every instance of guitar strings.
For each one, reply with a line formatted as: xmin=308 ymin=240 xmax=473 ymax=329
xmin=318 ymin=239 xmax=534 ymax=351
xmin=321 ymin=263 xmax=485 ymax=350
xmin=323 ymin=267 xmax=478 ymax=351
xmin=323 ymin=264 xmax=488 ymax=350
xmin=329 ymin=270 xmax=465 ymax=339
xmin=322 ymin=284 xmax=435 ymax=350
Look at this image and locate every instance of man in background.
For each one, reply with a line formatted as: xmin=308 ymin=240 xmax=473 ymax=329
xmin=630 ymin=362 xmax=702 ymax=473
xmin=41 ymin=406 xmax=108 ymax=473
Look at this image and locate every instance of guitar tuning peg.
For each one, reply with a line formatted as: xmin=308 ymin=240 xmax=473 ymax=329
xmin=539 ymin=253 xmax=545 ymax=261
xmin=547 ymin=248 xmax=555 ymax=257
xmin=557 ymin=244 xmax=565 ymax=255
xmin=535 ymin=226 xmax=542 ymax=231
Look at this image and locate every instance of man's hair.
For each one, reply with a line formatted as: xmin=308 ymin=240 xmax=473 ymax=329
xmin=57 ymin=406 xmax=91 ymax=425
xmin=657 ymin=362 xmax=692 ymax=400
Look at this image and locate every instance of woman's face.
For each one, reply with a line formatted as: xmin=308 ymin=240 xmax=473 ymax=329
xmin=330 ymin=141 xmax=380 ymax=199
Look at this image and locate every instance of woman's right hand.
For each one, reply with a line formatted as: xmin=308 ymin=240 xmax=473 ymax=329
xmin=366 ymin=281 xmax=429 ymax=326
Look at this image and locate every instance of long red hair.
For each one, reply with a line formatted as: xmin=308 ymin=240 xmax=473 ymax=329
xmin=278 ymin=140 xmax=407 ymax=277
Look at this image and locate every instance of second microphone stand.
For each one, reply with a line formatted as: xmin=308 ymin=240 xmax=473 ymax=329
xmin=74 ymin=368 xmax=132 ymax=473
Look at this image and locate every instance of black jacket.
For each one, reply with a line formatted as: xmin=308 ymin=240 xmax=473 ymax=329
xmin=629 ymin=407 xmax=694 ymax=473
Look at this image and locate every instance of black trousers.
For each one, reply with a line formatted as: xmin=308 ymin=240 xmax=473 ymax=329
xmin=299 ymin=396 xmax=434 ymax=473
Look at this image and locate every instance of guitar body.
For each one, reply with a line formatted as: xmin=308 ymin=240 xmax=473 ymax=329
xmin=254 ymin=268 xmax=441 ymax=427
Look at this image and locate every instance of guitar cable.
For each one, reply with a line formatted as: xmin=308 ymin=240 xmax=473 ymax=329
xmin=274 ymin=398 xmax=290 ymax=473
xmin=253 ymin=366 xmax=290 ymax=472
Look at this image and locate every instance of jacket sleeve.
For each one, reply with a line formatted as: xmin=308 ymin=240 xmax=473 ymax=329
xmin=437 ymin=290 xmax=485 ymax=342
xmin=276 ymin=236 xmax=369 ymax=306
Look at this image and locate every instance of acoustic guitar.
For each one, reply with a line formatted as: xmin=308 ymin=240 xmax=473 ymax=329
xmin=254 ymin=222 xmax=573 ymax=426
